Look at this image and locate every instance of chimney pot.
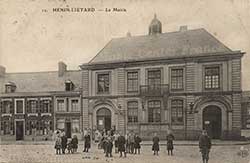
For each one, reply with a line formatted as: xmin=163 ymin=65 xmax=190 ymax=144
xmin=0 ymin=65 xmax=6 ymax=77
xmin=58 ymin=62 xmax=67 ymax=77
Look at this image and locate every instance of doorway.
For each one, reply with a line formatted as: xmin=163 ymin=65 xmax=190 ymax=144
xmin=203 ymin=105 xmax=222 ymax=139
xmin=16 ymin=121 xmax=24 ymax=141
xmin=97 ymin=108 xmax=111 ymax=131
xmin=65 ymin=122 xmax=71 ymax=138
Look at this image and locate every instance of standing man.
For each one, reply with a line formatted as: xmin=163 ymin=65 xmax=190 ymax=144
xmin=83 ymin=132 xmax=91 ymax=152
xmin=61 ymin=132 xmax=67 ymax=154
xmin=134 ymin=133 xmax=142 ymax=154
xmin=199 ymin=130 xmax=212 ymax=163
xmin=152 ymin=133 xmax=160 ymax=156
xmin=166 ymin=130 xmax=175 ymax=156
xmin=117 ymin=132 xmax=126 ymax=157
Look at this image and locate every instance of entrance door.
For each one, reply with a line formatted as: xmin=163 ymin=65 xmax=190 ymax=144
xmin=203 ymin=105 xmax=222 ymax=139
xmin=16 ymin=121 xmax=24 ymax=140
xmin=65 ymin=122 xmax=71 ymax=138
xmin=97 ymin=108 xmax=111 ymax=131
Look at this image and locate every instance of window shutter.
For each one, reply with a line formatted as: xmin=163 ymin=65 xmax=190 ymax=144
xmin=49 ymin=100 xmax=52 ymax=113
xmin=10 ymin=101 xmax=14 ymax=114
xmin=0 ymin=100 xmax=2 ymax=113
xmin=26 ymin=100 xmax=30 ymax=113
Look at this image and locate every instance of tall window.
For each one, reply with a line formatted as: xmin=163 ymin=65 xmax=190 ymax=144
xmin=148 ymin=100 xmax=161 ymax=122
xmin=171 ymin=99 xmax=184 ymax=124
xmin=29 ymin=100 xmax=38 ymax=113
xmin=56 ymin=119 xmax=65 ymax=130
xmin=127 ymin=101 xmax=138 ymax=123
xmin=2 ymin=101 xmax=12 ymax=114
xmin=1 ymin=120 xmax=13 ymax=135
xmin=57 ymin=100 xmax=66 ymax=112
xmin=148 ymin=70 xmax=161 ymax=86
xmin=204 ymin=66 xmax=220 ymax=89
xmin=97 ymin=73 xmax=110 ymax=93
xmin=15 ymin=99 xmax=24 ymax=114
xmin=71 ymin=99 xmax=80 ymax=112
xmin=127 ymin=71 xmax=139 ymax=92
xmin=171 ymin=68 xmax=184 ymax=90
xmin=41 ymin=100 xmax=51 ymax=113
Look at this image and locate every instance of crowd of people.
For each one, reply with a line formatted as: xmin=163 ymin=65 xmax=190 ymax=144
xmin=54 ymin=131 xmax=78 ymax=155
xmin=54 ymin=129 xmax=212 ymax=163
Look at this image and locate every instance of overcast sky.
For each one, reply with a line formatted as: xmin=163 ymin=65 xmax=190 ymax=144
xmin=0 ymin=0 xmax=249 ymax=90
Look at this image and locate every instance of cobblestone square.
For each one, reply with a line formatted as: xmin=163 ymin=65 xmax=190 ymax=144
xmin=0 ymin=142 xmax=250 ymax=163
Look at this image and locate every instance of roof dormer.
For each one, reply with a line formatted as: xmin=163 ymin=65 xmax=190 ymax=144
xmin=5 ymin=81 xmax=16 ymax=93
xmin=65 ymin=80 xmax=74 ymax=91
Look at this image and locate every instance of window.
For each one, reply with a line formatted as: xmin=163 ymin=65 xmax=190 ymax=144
xmin=72 ymin=119 xmax=80 ymax=133
xmin=57 ymin=99 xmax=66 ymax=112
xmin=65 ymin=80 xmax=74 ymax=91
xmin=127 ymin=71 xmax=139 ymax=92
xmin=15 ymin=99 xmax=24 ymax=114
xmin=2 ymin=101 xmax=13 ymax=114
xmin=41 ymin=100 xmax=51 ymax=113
xmin=1 ymin=120 xmax=13 ymax=135
xmin=148 ymin=70 xmax=161 ymax=86
xmin=171 ymin=68 xmax=184 ymax=90
xmin=71 ymin=99 xmax=80 ymax=112
xmin=97 ymin=73 xmax=110 ymax=93
xmin=5 ymin=82 xmax=16 ymax=93
xmin=127 ymin=101 xmax=138 ymax=123
xmin=171 ymin=99 xmax=184 ymax=124
xmin=148 ymin=100 xmax=161 ymax=122
xmin=26 ymin=120 xmax=37 ymax=135
xmin=29 ymin=100 xmax=38 ymax=113
xmin=204 ymin=66 xmax=220 ymax=89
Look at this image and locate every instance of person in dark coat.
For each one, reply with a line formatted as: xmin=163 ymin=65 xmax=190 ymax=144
xmin=134 ymin=134 xmax=142 ymax=154
xmin=71 ymin=135 xmax=78 ymax=153
xmin=67 ymin=138 xmax=73 ymax=154
xmin=166 ymin=131 xmax=175 ymax=155
xmin=117 ymin=132 xmax=126 ymax=157
xmin=199 ymin=130 xmax=212 ymax=163
xmin=61 ymin=132 xmax=67 ymax=154
xmin=152 ymin=133 xmax=160 ymax=155
xmin=105 ymin=131 xmax=114 ymax=157
xmin=83 ymin=133 xmax=91 ymax=152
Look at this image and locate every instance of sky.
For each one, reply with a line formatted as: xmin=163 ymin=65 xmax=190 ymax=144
xmin=0 ymin=0 xmax=249 ymax=90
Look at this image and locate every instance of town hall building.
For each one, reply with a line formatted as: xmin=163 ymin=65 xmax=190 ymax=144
xmin=80 ymin=15 xmax=245 ymax=140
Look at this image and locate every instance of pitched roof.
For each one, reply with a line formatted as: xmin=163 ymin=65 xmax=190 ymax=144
xmin=0 ymin=70 xmax=82 ymax=94
xmin=89 ymin=28 xmax=232 ymax=64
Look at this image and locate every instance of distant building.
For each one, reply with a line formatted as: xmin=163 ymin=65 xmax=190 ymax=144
xmin=80 ymin=15 xmax=245 ymax=140
xmin=242 ymin=91 xmax=250 ymax=132
xmin=0 ymin=62 xmax=82 ymax=141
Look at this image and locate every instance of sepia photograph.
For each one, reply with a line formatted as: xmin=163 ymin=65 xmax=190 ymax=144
xmin=0 ymin=0 xmax=250 ymax=163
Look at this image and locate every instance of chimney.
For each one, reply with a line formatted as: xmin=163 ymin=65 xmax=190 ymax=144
xmin=126 ymin=31 xmax=131 ymax=37
xmin=58 ymin=61 xmax=67 ymax=77
xmin=179 ymin=25 xmax=188 ymax=32
xmin=0 ymin=65 xmax=6 ymax=77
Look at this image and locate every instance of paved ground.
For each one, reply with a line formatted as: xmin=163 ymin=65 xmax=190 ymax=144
xmin=0 ymin=143 xmax=250 ymax=163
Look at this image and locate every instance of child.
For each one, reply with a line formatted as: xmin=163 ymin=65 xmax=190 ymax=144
xmin=54 ymin=134 xmax=62 ymax=155
xmin=67 ymin=139 xmax=73 ymax=154
xmin=72 ymin=135 xmax=78 ymax=153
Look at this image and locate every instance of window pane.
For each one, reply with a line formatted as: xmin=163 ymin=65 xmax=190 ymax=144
xmin=205 ymin=67 xmax=220 ymax=89
xmin=16 ymin=100 xmax=24 ymax=114
xmin=127 ymin=71 xmax=138 ymax=92
xmin=148 ymin=100 xmax=161 ymax=122
xmin=171 ymin=100 xmax=183 ymax=124
xmin=72 ymin=119 xmax=80 ymax=133
xmin=98 ymin=74 xmax=110 ymax=93
xmin=71 ymin=99 xmax=79 ymax=112
xmin=57 ymin=100 xmax=65 ymax=112
xmin=127 ymin=101 xmax=138 ymax=123
xmin=171 ymin=69 xmax=183 ymax=89
xmin=148 ymin=70 xmax=161 ymax=85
